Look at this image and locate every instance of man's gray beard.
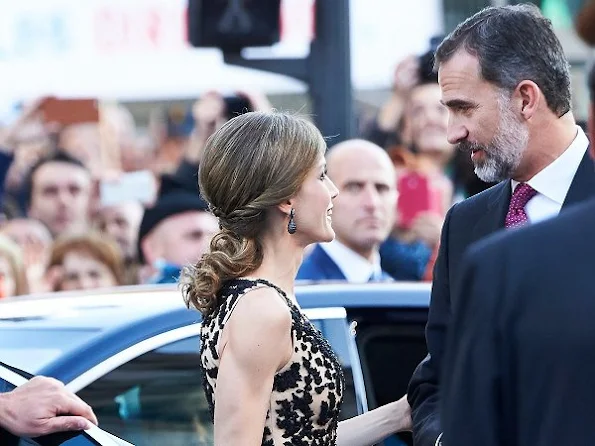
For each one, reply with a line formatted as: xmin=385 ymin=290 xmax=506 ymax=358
xmin=473 ymin=97 xmax=529 ymax=183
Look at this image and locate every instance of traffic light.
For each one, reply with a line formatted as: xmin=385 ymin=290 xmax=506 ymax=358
xmin=187 ymin=0 xmax=282 ymax=51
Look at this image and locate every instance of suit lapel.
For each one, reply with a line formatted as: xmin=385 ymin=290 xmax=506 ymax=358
xmin=471 ymin=181 xmax=511 ymax=242
xmin=562 ymin=148 xmax=595 ymax=209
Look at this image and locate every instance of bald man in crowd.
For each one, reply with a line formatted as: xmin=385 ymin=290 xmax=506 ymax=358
xmin=297 ymin=139 xmax=397 ymax=282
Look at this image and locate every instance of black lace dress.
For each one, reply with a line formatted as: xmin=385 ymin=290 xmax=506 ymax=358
xmin=199 ymin=278 xmax=345 ymax=445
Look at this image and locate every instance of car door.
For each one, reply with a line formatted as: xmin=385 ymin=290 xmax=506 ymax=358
xmin=73 ymin=307 xmax=366 ymax=446
xmin=0 ymin=363 xmax=131 ymax=446
xmin=347 ymin=304 xmax=429 ymax=446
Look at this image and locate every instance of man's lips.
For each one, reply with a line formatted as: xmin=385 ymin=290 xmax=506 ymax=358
xmin=357 ymin=217 xmax=383 ymax=227
xmin=471 ymin=148 xmax=485 ymax=160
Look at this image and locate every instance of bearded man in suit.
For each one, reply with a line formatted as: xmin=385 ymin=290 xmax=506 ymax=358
xmin=441 ymin=58 xmax=595 ymax=446
xmin=408 ymin=4 xmax=595 ymax=445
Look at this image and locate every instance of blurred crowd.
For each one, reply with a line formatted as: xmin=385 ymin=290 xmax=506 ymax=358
xmin=0 ymin=42 xmax=503 ymax=299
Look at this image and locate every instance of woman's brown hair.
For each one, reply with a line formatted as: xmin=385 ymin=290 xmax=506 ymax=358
xmin=180 ymin=111 xmax=326 ymax=316
xmin=48 ymin=231 xmax=124 ymax=290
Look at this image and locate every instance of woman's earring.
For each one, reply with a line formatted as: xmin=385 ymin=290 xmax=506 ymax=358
xmin=287 ymin=208 xmax=297 ymax=234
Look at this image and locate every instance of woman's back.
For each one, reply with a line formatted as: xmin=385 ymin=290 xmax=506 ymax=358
xmin=200 ymin=278 xmax=345 ymax=445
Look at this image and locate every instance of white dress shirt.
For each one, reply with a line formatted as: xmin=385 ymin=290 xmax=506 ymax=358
xmin=511 ymin=126 xmax=589 ymax=224
xmin=319 ymin=239 xmax=383 ymax=283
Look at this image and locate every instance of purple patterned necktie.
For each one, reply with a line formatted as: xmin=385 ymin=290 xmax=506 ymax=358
xmin=505 ymin=183 xmax=538 ymax=229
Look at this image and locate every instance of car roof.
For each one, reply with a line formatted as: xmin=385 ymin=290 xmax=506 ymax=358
xmin=0 ymin=282 xmax=430 ymax=380
xmin=0 ymin=281 xmax=430 ymax=331
xmin=0 ymin=284 xmax=191 ymax=330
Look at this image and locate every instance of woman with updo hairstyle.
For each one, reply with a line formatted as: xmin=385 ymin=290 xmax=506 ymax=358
xmin=181 ymin=111 xmax=410 ymax=445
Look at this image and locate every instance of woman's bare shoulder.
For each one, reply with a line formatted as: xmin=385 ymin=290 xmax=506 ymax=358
xmin=230 ymin=285 xmax=291 ymax=331
xmin=222 ymin=286 xmax=293 ymax=368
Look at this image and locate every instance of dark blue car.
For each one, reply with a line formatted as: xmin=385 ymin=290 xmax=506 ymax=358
xmin=0 ymin=282 xmax=430 ymax=446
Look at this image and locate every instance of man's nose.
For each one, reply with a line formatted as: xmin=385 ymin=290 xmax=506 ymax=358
xmin=57 ymin=189 xmax=73 ymax=204
xmin=362 ymin=185 xmax=381 ymax=209
xmin=446 ymin=117 xmax=469 ymax=144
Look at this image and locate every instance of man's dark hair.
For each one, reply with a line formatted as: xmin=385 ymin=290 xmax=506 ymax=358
xmin=435 ymin=3 xmax=571 ymax=117
xmin=23 ymin=150 xmax=89 ymax=208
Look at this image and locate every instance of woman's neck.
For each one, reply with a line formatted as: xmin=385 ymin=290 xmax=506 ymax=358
xmin=244 ymin=233 xmax=305 ymax=299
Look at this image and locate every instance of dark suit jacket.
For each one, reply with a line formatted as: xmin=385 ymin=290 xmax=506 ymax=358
xmin=407 ymin=149 xmax=595 ymax=445
xmin=442 ymin=197 xmax=595 ymax=446
xmin=297 ymin=245 xmax=347 ymax=281
xmin=297 ymin=244 xmax=392 ymax=282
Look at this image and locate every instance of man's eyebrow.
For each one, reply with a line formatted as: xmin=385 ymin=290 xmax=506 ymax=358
xmin=440 ymin=99 xmax=478 ymax=109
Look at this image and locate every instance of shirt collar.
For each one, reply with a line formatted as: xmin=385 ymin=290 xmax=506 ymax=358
xmin=319 ymin=239 xmax=382 ymax=283
xmin=511 ymin=126 xmax=589 ymax=203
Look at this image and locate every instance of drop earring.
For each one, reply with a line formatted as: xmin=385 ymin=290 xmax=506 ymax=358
xmin=287 ymin=208 xmax=297 ymax=234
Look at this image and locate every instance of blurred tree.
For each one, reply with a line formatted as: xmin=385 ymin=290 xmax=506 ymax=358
xmin=443 ymin=0 xmax=587 ymax=32
xmin=511 ymin=0 xmax=586 ymax=28
xmin=443 ymin=0 xmax=490 ymax=33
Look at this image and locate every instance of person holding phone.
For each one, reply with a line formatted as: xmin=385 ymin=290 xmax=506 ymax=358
xmin=0 ymin=99 xmax=56 ymax=218
xmin=378 ymin=169 xmax=451 ymax=282
xmin=172 ymin=90 xmax=272 ymax=193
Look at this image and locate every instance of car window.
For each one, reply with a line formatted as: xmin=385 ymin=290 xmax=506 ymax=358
xmin=78 ymin=317 xmax=361 ymax=445
xmin=0 ymin=329 xmax=100 ymax=373
xmin=349 ymin=309 xmax=429 ymax=446
xmin=77 ymin=335 xmax=210 ymax=446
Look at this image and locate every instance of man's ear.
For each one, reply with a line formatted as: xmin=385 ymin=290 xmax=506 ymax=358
xmin=516 ymin=80 xmax=540 ymax=120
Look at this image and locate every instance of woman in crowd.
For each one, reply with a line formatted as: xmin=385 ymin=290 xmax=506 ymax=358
xmin=47 ymin=231 xmax=123 ymax=292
